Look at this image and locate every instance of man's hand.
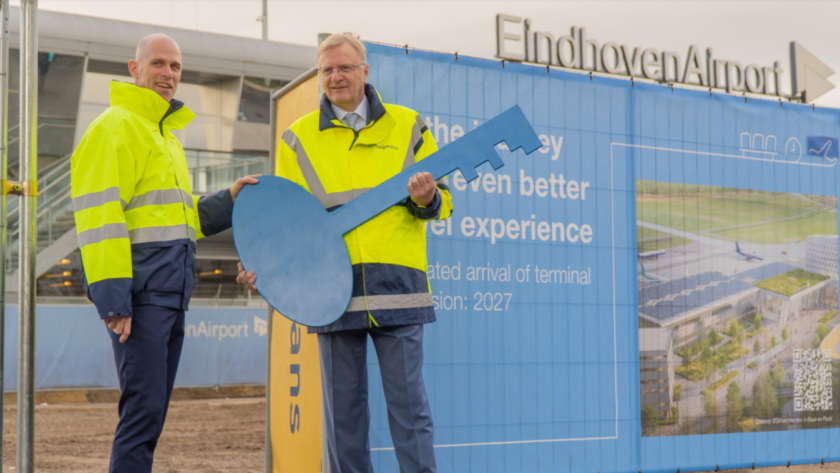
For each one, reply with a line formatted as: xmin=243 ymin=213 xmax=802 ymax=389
xmin=236 ymin=261 xmax=257 ymax=292
xmin=408 ymin=172 xmax=436 ymax=207
xmin=230 ymin=174 xmax=262 ymax=203
xmin=104 ymin=316 xmax=132 ymax=343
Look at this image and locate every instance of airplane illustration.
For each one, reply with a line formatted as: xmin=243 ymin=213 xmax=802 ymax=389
xmin=638 ymin=249 xmax=666 ymax=259
xmin=809 ymin=140 xmax=833 ymax=158
xmin=806 ymin=136 xmax=839 ymax=163
xmin=639 ymin=261 xmax=668 ymax=283
xmin=735 ymin=242 xmax=763 ymax=261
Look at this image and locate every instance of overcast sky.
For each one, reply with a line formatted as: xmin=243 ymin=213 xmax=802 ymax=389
xmin=13 ymin=0 xmax=840 ymax=107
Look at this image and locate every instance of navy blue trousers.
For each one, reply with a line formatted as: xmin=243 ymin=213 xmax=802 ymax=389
xmin=318 ymin=324 xmax=436 ymax=473
xmin=108 ymin=305 xmax=185 ymax=473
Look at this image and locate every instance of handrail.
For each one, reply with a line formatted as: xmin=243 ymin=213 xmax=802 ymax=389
xmin=34 ymin=169 xmax=71 ymax=199
xmin=8 ymin=186 xmax=71 ymax=239
xmin=6 ymin=123 xmax=74 ymax=148
xmin=37 ymin=151 xmax=73 ymax=181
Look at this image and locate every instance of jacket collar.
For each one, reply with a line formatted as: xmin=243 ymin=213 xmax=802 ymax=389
xmin=319 ymin=83 xmax=386 ymax=131
xmin=109 ymin=81 xmax=195 ymax=131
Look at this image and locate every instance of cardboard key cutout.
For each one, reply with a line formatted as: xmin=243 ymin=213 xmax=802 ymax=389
xmin=233 ymin=105 xmax=542 ymax=327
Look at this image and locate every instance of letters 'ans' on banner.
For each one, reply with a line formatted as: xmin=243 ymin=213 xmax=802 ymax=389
xmin=361 ymin=42 xmax=840 ymax=472
xmin=270 ymin=315 xmax=322 ymax=473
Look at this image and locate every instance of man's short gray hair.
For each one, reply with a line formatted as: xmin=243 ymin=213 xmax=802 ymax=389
xmin=316 ymin=33 xmax=366 ymax=64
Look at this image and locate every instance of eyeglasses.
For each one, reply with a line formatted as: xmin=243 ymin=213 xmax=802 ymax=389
xmin=319 ymin=64 xmax=366 ymax=77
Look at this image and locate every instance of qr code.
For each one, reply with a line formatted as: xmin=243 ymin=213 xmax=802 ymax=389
xmin=794 ymin=349 xmax=832 ymax=411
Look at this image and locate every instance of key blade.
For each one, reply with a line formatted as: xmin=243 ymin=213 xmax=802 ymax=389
xmin=487 ymin=105 xmax=543 ymax=156
xmin=444 ymin=105 xmax=542 ymax=182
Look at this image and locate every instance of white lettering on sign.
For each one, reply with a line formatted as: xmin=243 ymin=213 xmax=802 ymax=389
xmin=186 ymin=321 xmax=250 ymax=341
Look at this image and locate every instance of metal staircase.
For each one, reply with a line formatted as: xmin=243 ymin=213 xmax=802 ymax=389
xmin=4 ymin=149 xmax=269 ymax=291
xmin=4 ymin=153 xmax=75 ymax=288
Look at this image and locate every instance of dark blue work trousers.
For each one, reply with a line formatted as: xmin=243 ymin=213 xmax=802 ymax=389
xmin=318 ymin=324 xmax=436 ymax=473
xmin=108 ymin=305 xmax=185 ymax=473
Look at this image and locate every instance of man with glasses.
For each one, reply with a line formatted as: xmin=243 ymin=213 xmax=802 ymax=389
xmin=237 ymin=33 xmax=452 ymax=472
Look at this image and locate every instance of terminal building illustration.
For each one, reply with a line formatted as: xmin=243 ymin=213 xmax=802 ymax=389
xmin=639 ymin=328 xmax=676 ymax=418
xmin=806 ymin=235 xmax=839 ymax=279
xmin=639 ymin=251 xmax=839 ymax=421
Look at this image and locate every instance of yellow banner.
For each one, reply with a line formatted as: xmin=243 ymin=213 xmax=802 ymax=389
xmin=270 ymin=72 xmax=323 ymax=472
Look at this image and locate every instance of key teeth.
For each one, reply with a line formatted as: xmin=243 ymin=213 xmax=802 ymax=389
xmin=503 ymin=138 xmax=544 ymax=156
xmin=486 ymin=153 xmax=505 ymax=170
xmin=459 ymin=166 xmax=479 ymax=182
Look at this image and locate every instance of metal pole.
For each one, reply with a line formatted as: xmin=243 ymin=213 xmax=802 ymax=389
xmin=265 ymin=94 xmax=276 ymax=473
xmin=17 ymin=1 xmax=37 ymax=472
xmin=0 ymin=0 xmax=8 ymax=468
xmin=260 ymin=0 xmax=268 ymax=41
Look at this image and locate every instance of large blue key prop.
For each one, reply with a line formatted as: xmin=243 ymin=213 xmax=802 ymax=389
xmin=232 ymin=105 xmax=542 ymax=327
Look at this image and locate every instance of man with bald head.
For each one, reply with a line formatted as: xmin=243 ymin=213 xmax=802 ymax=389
xmin=70 ymin=33 xmax=257 ymax=472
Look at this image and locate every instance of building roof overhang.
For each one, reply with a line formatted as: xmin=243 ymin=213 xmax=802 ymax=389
xmin=6 ymin=6 xmax=315 ymax=81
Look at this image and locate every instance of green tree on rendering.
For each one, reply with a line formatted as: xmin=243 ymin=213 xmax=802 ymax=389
xmin=702 ymin=388 xmax=719 ymax=432
xmin=680 ymin=415 xmax=693 ymax=435
xmin=813 ymin=323 xmax=830 ymax=349
xmin=702 ymin=347 xmax=713 ymax=363
xmin=753 ymin=314 xmax=763 ymax=331
xmin=752 ymin=372 xmax=779 ymax=420
xmin=771 ymin=335 xmax=777 ymax=348
xmin=769 ymin=362 xmax=787 ymax=388
xmin=781 ymin=327 xmax=789 ymax=341
xmin=735 ymin=324 xmax=746 ymax=345
xmin=642 ymin=404 xmax=659 ymax=436
xmin=754 ymin=339 xmax=762 ymax=356
xmin=701 ymin=347 xmax=714 ymax=376
xmin=709 ymin=329 xmax=721 ymax=346
xmin=726 ymin=381 xmax=742 ymax=433
xmin=728 ymin=319 xmax=739 ymax=337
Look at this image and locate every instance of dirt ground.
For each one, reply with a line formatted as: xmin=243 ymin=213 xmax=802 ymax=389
xmin=0 ymin=398 xmax=838 ymax=473
xmin=1 ymin=398 xmax=265 ymax=472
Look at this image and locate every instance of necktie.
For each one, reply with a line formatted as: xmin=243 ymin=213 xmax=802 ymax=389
xmin=343 ymin=112 xmax=361 ymax=131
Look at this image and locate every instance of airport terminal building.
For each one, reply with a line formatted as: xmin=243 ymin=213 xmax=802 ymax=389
xmin=638 ymin=261 xmax=838 ymax=419
xmin=638 ymin=272 xmax=759 ymax=346
xmin=0 ymin=7 xmax=315 ymax=306
xmin=639 ymin=327 xmax=675 ymax=419
xmin=806 ymin=234 xmax=839 ymax=279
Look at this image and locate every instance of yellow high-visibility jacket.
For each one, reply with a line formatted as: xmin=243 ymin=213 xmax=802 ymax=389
xmin=71 ymin=81 xmax=234 ymax=319
xmin=278 ymin=84 xmax=453 ymax=333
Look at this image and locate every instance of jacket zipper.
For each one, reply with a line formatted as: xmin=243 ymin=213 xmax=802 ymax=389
xmin=349 ymin=129 xmax=359 ymax=150
xmin=157 ymin=104 xmax=192 ymax=245
xmin=342 ymin=122 xmax=376 ymax=326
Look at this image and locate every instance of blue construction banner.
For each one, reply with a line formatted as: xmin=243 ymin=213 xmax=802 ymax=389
xmin=365 ymin=42 xmax=840 ymax=472
xmin=1 ymin=305 xmax=268 ymax=390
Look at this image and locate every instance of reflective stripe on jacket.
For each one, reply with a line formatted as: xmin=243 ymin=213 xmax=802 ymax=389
xmin=71 ymin=81 xmax=233 ymax=319
xmin=277 ymin=84 xmax=454 ymax=333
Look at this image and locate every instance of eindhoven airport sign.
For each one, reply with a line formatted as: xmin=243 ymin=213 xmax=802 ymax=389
xmin=496 ymin=13 xmax=836 ymax=103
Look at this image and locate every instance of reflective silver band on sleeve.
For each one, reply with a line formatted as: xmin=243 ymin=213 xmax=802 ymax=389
xmin=73 ymin=187 xmax=128 ymax=212
xmin=125 ymin=189 xmax=194 ymax=212
xmin=346 ymin=293 xmax=433 ymax=312
xmin=128 ymin=225 xmax=195 ymax=245
xmin=77 ymin=223 xmax=129 ymax=248
xmin=403 ymin=115 xmax=427 ymax=171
